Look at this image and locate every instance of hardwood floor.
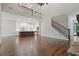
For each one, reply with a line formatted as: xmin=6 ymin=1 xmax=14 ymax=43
xmin=0 ymin=35 xmax=70 ymax=56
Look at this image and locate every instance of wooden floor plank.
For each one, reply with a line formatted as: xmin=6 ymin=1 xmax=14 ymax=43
xmin=0 ymin=35 xmax=70 ymax=56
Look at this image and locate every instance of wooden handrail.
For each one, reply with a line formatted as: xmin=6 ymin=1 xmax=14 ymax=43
xmin=34 ymin=11 xmax=42 ymax=15
xmin=51 ymin=20 xmax=69 ymax=30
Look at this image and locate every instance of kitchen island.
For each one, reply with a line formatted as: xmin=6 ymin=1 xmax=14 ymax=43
xmin=19 ymin=31 xmax=35 ymax=38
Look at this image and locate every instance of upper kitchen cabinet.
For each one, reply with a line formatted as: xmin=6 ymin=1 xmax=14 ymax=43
xmin=1 ymin=3 xmax=42 ymax=19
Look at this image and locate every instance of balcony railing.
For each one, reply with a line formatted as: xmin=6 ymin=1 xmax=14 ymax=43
xmin=2 ymin=3 xmax=42 ymax=18
xmin=18 ymin=4 xmax=42 ymax=17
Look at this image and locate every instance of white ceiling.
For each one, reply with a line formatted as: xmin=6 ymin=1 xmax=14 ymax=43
xmin=2 ymin=3 xmax=79 ymax=18
xmin=42 ymin=3 xmax=79 ymax=17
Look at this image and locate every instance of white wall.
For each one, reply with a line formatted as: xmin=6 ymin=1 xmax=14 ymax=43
xmin=0 ymin=3 xmax=1 ymax=36
xmin=0 ymin=4 xmax=1 ymax=35
xmin=1 ymin=12 xmax=18 ymax=37
xmin=1 ymin=11 xmax=40 ymax=37
xmin=41 ymin=4 xmax=65 ymax=39
xmin=0 ymin=4 xmax=1 ymax=37
xmin=41 ymin=3 xmax=79 ymax=39
xmin=68 ymin=10 xmax=79 ymax=42
xmin=53 ymin=14 xmax=68 ymax=28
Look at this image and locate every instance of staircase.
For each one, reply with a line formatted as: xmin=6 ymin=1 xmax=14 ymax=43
xmin=68 ymin=36 xmax=79 ymax=56
xmin=51 ymin=19 xmax=70 ymax=41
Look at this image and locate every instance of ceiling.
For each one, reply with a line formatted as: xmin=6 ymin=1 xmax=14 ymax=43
xmin=42 ymin=3 xmax=79 ymax=17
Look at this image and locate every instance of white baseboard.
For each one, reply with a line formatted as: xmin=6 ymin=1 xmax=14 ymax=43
xmin=41 ymin=34 xmax=67 ymax=40
xmin=0 ymin=34 xmax=19 ymax=38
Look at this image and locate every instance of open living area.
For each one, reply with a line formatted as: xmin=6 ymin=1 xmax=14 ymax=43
xmin=0 ymin=3 xmax=79 ymax=56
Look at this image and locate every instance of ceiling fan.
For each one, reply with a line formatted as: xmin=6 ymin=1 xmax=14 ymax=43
xmin=37 ymin=3 xmax=48 ymax=6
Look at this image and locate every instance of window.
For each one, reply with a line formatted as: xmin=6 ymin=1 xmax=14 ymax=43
xmin=16 ymin=20 xmax=39 ymax=32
